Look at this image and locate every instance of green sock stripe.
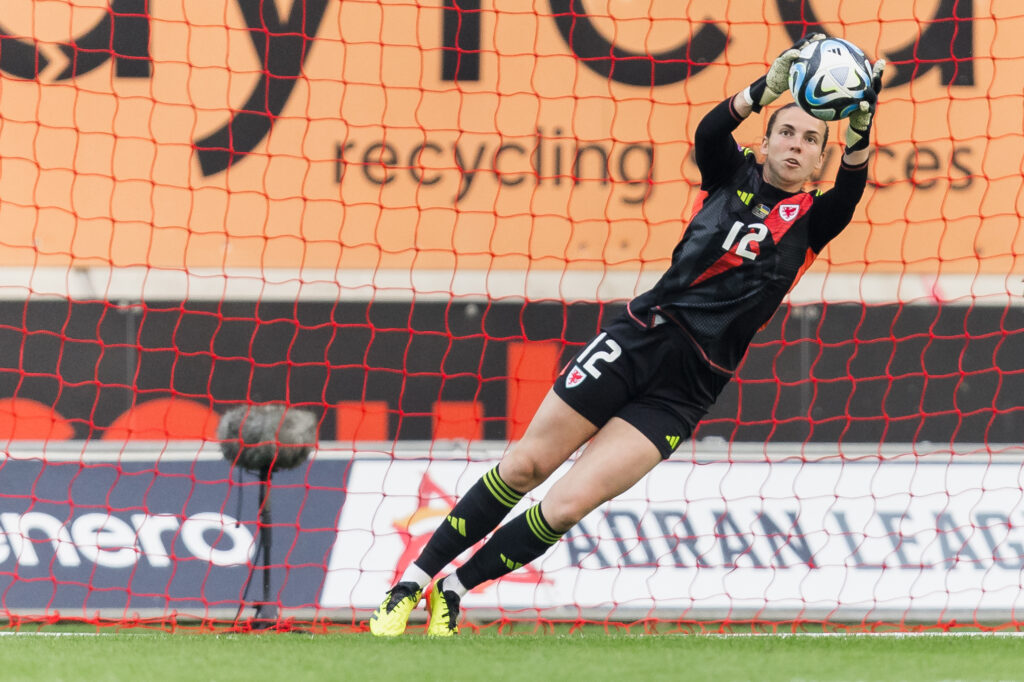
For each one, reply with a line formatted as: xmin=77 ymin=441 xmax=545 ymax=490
xmin=483 ymin=467 xmax=522 ymax=508
xmin=484 ymin=467 xmax=522 ymax=507
xmin=525 ymin=505 xmax=561 ymax=545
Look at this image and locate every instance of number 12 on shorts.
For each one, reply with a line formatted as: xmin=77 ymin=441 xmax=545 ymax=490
xmin=565 ymin=332 xmax=622 ymax=389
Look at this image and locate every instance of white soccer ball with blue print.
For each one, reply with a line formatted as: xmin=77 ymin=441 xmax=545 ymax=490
xmin=788 ymin=37 xmax=873 ymax=121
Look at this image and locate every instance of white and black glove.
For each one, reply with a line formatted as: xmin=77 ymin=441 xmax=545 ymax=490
xmin=844 ymin=59 xmax=886 ymax=153
xmin=743 ymin=33 xmax=825 ymax=113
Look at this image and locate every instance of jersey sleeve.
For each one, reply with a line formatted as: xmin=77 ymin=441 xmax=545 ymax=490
xmin=693 ymin=97 xmax=748 ymax=191
xmin=806 ymin=157 xmax=869 ymax=253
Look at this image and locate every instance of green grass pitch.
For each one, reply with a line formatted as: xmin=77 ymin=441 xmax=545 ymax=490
xmin=0 ymin=630 xmax=1023 ymax=681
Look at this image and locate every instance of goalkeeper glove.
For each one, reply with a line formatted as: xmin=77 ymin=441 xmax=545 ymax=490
xmin=743 ymin=33 xmax=824 ymax=113
xmin=844 ymin=59 xmax=886 ymax=153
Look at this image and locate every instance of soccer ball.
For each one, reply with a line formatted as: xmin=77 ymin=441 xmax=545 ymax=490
xmin=788 ymin=38 xmax=873 ymax=121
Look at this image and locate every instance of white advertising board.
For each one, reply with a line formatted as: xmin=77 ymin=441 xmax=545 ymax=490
xmin=323 ymin=453 xmax=1024 ymax=619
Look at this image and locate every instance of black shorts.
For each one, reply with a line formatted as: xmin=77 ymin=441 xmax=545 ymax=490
xmin=552 ymin=315 xmax=731 ymax=458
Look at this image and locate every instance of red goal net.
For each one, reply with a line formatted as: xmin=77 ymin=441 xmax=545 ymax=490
xmin=0 ymin=0 xmax=1020 ymax=633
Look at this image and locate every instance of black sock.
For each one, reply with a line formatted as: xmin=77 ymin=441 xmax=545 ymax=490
xmin=413 ymin=466 xmax=524 ymax=577
xmin=455 ymin=503 xmax=563 ymax=590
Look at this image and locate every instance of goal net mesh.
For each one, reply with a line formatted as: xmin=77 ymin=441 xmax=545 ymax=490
xmin=0 ymin=0 xmax=1020 ymax=633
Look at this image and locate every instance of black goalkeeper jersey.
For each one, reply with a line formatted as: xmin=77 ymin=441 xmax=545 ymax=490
xmin=626 ymin=97 xmax=868 ymax=373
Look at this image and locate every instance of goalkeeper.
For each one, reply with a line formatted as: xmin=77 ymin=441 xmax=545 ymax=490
xmin=370 ymin=34 xmax=885 ymax=637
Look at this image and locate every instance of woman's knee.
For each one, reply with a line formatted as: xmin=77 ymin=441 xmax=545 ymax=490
xmin=498 ymin=443 xmax=560 ymax=493
xmin=538 ymin=496 xmax=588 ymax=533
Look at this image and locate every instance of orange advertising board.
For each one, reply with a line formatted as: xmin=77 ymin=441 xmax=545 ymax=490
xmin=0 ymin=0 xmax=1020 ymax=278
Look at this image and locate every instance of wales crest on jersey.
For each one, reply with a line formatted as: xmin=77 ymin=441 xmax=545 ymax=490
xmin=778 ymin=204 xmax=801 ymax=221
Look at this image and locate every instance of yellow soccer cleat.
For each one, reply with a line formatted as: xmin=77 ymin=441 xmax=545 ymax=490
xmin=425 ymin=577 xmax=461 ymax=637
xmin=369 ymin=581 xmax=423 ymax=636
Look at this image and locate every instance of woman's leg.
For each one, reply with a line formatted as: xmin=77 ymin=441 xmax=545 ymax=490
xmin=452 ymin=416 xmax=662 ymax=591
xmin=370 ymin=390 xmax=598 ymax=636
xmin=412 ymin=389 xmax=598 ymax=578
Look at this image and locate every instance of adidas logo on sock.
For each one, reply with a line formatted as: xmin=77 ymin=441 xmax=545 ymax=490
xmin=447 ymin=514 xmax=467 ymax=537
xmin=499 ymin=553 xmax=523 ymax=571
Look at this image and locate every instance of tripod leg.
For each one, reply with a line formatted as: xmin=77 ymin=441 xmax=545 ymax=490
xmin=252 ymin=468 xmax=278 ymax=628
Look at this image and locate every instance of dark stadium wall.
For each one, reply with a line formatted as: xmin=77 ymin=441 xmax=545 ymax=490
xmin=0 ymin=300 xmax=1018 ymax=445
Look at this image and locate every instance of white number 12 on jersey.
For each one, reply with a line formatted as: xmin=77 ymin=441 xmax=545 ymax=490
xmin=722 ymin=220 xmax=769 ymax=260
